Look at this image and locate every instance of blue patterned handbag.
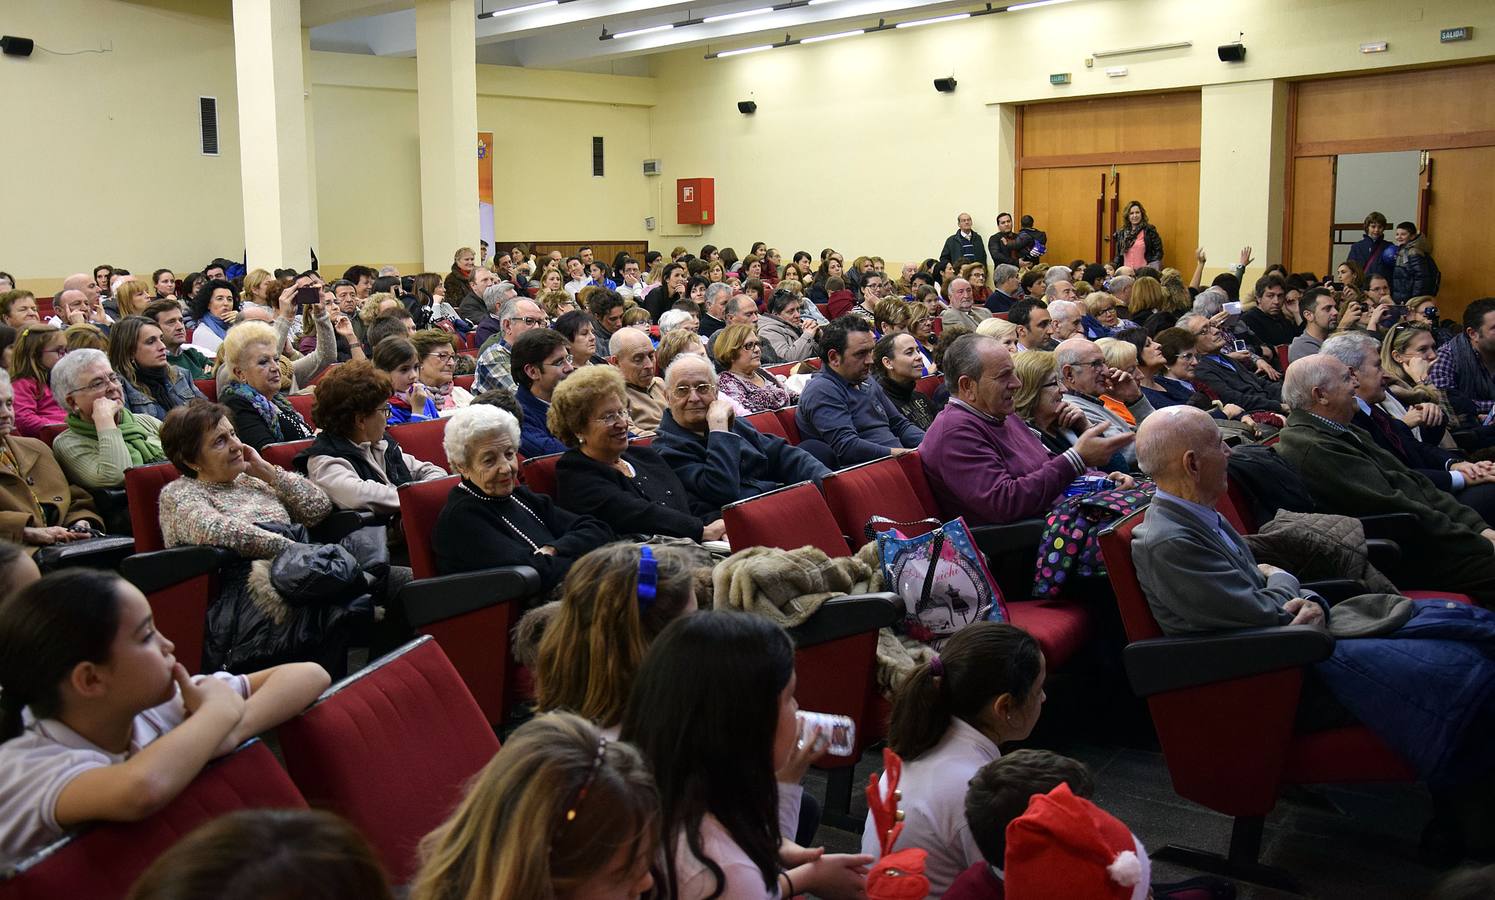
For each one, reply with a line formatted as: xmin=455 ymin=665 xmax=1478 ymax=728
xmin=869 ymin=515 xmax=1008 ymax=649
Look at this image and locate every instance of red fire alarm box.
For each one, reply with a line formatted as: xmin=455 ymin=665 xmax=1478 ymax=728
xmin=677 ymin=178 xmax=715 ymax=226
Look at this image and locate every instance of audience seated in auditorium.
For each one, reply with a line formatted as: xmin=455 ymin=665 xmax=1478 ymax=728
xmin=216 ymin=322 xmax=314 ymax=451
xmin=551 ymin=367 xmax=726 ymax=542
xmin=698 ymin=282 xmax=730 ymax=339
xmin=531 ymin=542 xmax=700 ymax=734
xmin=715 ymin=324 xmax=797 ymax=414
xmin=143 ymin=299 xmax=211 ymax=380
xmin=1241 ymin=272 xmax=1301 ymax=348
xmin=410 ymin=712 xmax=658 ymax=900
xmin=185 ymin=279 xmax=239 ymax=357
xmin=623 ymin=611 xmax=871 ymax=900
xmin=873 ymin=332 xmax=938 ymax=431
xmin=609 ymin=326 xmax=669 ymax=437
xmin=861 ymin=623 xmax=1046 ymax=897
xmin=922 ymin=337 xmax=1132 ymax=526
xmin=0 ymin=290 xmax=41 ymax=331
xmin=946 ymin=750 xmax=1096 ymax=900
xmin=796 ymin=317 xmax=923 ymax=467
xmin=1056 ymin=338 xmax=1151 ymax=469
xmin=758 ymin=289 xmax=820 ymax=362
xmin=126 ymin=809 xmax=393 ymax=900
xmin=371 ymin=336 xmax=439 ymax=424
xmin=0 ymin=370 xmax=103 ymax=553
xmin=411 ymin=328 xmax=472 ymax=415
xmin=10 ymin=324 xmax=68 ymax=438
xmin=109 ymin=316 xmax=205 ymax=422
xmin=295 ymin=361 xmax=447 ymax=517
xmin=1382 ymin=323 xmax=1469 ymax=445
xmin=510 ymin=328 xmax=576 ymax=457
xmin=456 ymin=267 xmax=496 ymax=326
xmin=473 ymin=294 xmax=546 ymax=395
xmin=644 ymin=261 xmax=689 ymax=322
xmin=1288 ymin=286 xmax=1338 ymax=363
xmin=553 ymin=309 xmax=606 ymax=368
xmin=222 ymin=287 xmax=343 ymax=397
xmin=1430 ymin=297 xmax=1495 ymax=428
xmin=1007 ymin=300 xmax=1054 ymax=353
xmin=1277 ymin=355 xmax=1495 ymax=606
xmin=433 ymin=404 xmax=611 ymax=591
xmin=1177 ymin=312 xmax=1285 ymax=415
xmin=942 ymin=277 xmax=991 ymax=332
xmin=0 ymin=569 xmax=329 ymax=868
xmin=49 ymin=348 xmax=167 ymax=490
xmin=653 ymin=355 xmax=827 ymax=517
xmin=985 ymin=264 xmax=1021 ymax=315
xmin=470 ymin=281 xmax=518 ymax=351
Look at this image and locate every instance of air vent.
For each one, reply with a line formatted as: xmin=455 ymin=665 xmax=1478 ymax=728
xmin=199 ymin=96 xmax=219 ymax=156
xmin=591 ymin=136 xmax=604 ymax=177
xmin=643 ymin=158 xmax=661 ymax=176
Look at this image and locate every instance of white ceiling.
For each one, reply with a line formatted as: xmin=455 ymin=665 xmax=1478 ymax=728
xmin=305 ymin=0 xmax=1021 ymax=71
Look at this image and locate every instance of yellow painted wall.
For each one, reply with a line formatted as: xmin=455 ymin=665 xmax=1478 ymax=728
xmin=1 ymin=0 xmax=243 ymax=293
xmin=648 ymin=0 xmax=1495 ymax=265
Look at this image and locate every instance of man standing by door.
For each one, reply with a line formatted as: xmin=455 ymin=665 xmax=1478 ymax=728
xmin=939 ymin=213 xmax=987 ymax=271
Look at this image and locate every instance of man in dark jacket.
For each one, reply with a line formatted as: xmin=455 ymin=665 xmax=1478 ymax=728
xmin=1011 ymin=216 xmax=1048 ymax=267
xmin=651 ymin=354 xmax=828 ymax=516
xmin=1181 ymin=313 xmax=1284 ymax=413
xmin=1391 ymin=221 xmax=1438 ymax=302
xmin=939 ymin=212 xmax=986 ymax=271
xmin=985 ymin=264 xmax=1021 ymax=315
xmin=1241 ymin=273 xmax=1301 ymax=348
xmin=1346 ymin=211 xmax=1395 ymax=281
xmin=987 ymin=212 xmax=1018 ymax=267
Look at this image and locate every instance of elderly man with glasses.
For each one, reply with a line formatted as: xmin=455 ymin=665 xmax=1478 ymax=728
xmin=651 ymin=354 xmax=828 ymax=517
xmin=1055 ymin=337 xmax=1153 ymax=470
xmin=608 ymin=326 xmax=668 ymax=436
xmin=473 ymin=296 xmax=548 ymax=395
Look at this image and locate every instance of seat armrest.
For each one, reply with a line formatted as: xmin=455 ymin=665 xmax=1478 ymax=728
xmin=788 ymin=593 xmax=901 ymax=648
xmin=1364 ymin=537 xmax=1400 ymax=570
xmin=1358 ymin=513 xmax=1417 ymax=542
xmin=1301 ymin=579 xmax=1368 ymax=606
xmin=308 ymin=509 xmax=378 ymax=543
xmin=1124 ymin=625 xmax=1334 ymax=697
xmin=400 ymin=567 xmax=542 ymax=629
xmin=970 ymin=519 xmax=1045 ymax=557
xmin=121 ymin=545 xmax=240 ymax=593
xmin=89 ymin=487 xmax=132 ymax=536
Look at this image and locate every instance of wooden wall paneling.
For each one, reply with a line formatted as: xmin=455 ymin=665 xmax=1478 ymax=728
xmin=1021 ymin=91 xmax=1202 ymax=158
xmin=500 ymin=241 xmax=650 ymax=268
xmin=1110 ymin=161 xmax=1200 ymax=272
xmin=1287 ymin=156 xmax=1335 ymax=277
xmin=1020 ymin=166 xmax=1109 ymax=265
xmin=1425 ymin=146 xmax=1495 ymax=326
xmin=1293 ymin=62 xmax=1495 ymax=149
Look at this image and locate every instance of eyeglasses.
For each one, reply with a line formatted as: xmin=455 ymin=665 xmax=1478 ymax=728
xmin=1079 ymin=359 xmax=1106 ymax=370
xmin=544 ymin=354 xmax=575 ymax=368
xmin=41 ymin=345 xmax=69 ymax=358
xmin=370 ymin=404 xmax=392 ymax=417
xmin=68 ymin=373 xmax=121 ymax=396
xmin=671 ymin=382 xmax=718 ymax=399
xmin=595 ymin=409 xmax=631 ymax=426
xmin=427 ymin=351 xmax=455 ymax=362
xmin=509 ymin=316 xmax=548 ymax=327
xmin=743 ymin=341 xmax=761 ymax=350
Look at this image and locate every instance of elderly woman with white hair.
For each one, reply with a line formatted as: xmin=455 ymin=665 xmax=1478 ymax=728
xmin=219 ymin=320 xmax=316 ymax=451
xmin=432 ymin=403 xmax=612 ymax=590
xmin=49 ymin=347 xmax=168 ymax=490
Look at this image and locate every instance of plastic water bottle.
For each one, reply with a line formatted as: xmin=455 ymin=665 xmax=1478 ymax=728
xmin=795 ymin=710 xmax=857 ymax=757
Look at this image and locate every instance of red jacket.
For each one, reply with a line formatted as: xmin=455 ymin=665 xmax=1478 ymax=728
xmin=826 ymin=288 xmax=856 ymax=319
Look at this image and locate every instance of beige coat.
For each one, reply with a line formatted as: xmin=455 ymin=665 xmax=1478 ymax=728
xmin=0 ymin=436 xmax=103 ymax=552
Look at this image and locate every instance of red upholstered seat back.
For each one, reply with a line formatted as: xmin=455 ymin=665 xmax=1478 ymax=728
xmin=276 ymin=638 xmax=500 ymax=885
xmin=287 ymin=393 xmax=316 ymax=428
xmin=821 ymin=457 xmax=935 ymax=545
xmin=894 ymin=450 xmax=940 ymax=517
xmin=915 ymin=373 xmax=943 ymax=399
xmin=520 ymin=452 xmax=563 ymax=499
xmin=774 ymin=406 xmax=801 ymax=444
xmin=193 ymin=378 xmax=218 ymax=401
xmin=746 ymin=409 xmax=788 ymax=440
xmin=792 ymin=631 xmax=880 ymax=769
xmin=0 ymin=741 xmax=304 ymax=900
xmin=388 ymin=417 xmax=450 ymax=471
xmin=260 ymin=439 xmax=313 ymax=472
xmin=1096 ymin=508 xmax=1164 ymax=642
xmin=1218 ymin=477 xmax=1256 ymax=534
xmin=722 ymin=482 xmax=850 ymax=557
xmin=125 ymin=462 xmax=181 ymax=552
xmin=453 ymin=374 xmax=475 ymax=389
xmin=37 ymin=424 xmax=65 ymax=447
xmin=398 ymin=475 xmax=460 ymax=579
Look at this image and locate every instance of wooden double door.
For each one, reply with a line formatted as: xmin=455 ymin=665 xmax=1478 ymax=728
xmin=1020 ymin=161 xmax=1199 ymax=270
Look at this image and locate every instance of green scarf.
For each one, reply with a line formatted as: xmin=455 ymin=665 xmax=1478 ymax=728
xmin=66 ymin=408 xmax=165 ymax=466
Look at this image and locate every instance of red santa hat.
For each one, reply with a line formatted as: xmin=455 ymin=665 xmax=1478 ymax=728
xmin=1004 ymin=783 xmax=1151 ymax=900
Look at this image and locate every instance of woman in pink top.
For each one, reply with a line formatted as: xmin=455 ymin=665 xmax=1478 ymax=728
xmin=10 ymin=325 xmax=67 ymax=437
xmin=1110 ymin=201 xmax=1164 ymax=271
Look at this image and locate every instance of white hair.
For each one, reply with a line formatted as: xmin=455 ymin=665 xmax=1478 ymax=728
xmin=49 ymin=348 xmax=109 ymax=399
xmin=1106 ymin=274 xmax=1135 ymax=294
xmin=1044 ymin=281 xmax=1072 ymax=301
xmin=443 ymin=404 xmax=520 ymax=470
xmin=663 ymin=353 xmax=716 ymax=387
xmin=608 ymin=324 xmax=651 ymax=357
xmin=658 ymin=309 xmax=696 ymax=334
xmin=1136 ymin=405 xmax=1216 ymax=478
xmin=1320 ymin=332 xmax=1378 ymax=371
xmin=1282 ymin=354 xmax=1341 ymax=411
xmin=1053 ymin=337 xmax=1096 ymax=370
xmin=1192 ymin=288 xmax=1227 ymax=318
xmin=1047 ymin=299 xmax=1082 ymax=321
xmin=485 ymin=281 xmax=517 ymax=312
xmin=1044 ymin=266 xmax=1072 ymax=286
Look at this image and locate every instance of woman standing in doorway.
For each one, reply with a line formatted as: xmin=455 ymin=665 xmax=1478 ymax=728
xmin=1111 ymin=200 xmax=1164 ymax=270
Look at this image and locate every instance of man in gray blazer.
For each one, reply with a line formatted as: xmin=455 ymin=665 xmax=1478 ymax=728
xmin=1129 ymin=405 xmax=1326 ymax=636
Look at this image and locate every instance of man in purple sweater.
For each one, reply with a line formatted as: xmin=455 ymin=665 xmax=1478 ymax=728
xmin=921 ymin=335 xmax=1135 ymax=525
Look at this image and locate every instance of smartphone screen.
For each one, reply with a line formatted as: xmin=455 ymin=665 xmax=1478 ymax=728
xmin=293 ymin=285 xmax=321 ymax=307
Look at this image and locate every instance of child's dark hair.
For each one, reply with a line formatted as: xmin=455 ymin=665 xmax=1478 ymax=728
xmin=0 ymin=570 xmax=125 ymax=740
xmin=126 ymin=808 xmax=394 ymax=900
xmin=887 ymin=622 xmax=1042 ymax=760
xmin=964 ymin=749 xmax=1094 ymax=866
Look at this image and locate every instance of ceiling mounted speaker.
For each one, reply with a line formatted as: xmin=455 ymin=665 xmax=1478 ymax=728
xmin=1 ymin=36 xmax=35 ymax=57
xmin=933 ymin=77 xmax=957 ymax=93
xmin=1217 ymin=42 xmax=1246 ymax=62
xmin=737 ymin=100 xmax=757 ymax=114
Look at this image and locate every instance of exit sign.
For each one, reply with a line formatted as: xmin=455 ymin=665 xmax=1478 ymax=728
xmin=1050 ymin=72 xmax=1071 ymax=85
xmin=1440 ymin=26 xmax=1472 ymax=42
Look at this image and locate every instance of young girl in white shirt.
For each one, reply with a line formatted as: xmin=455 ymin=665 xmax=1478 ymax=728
xmin=0 ymin=569 xmax=330 ymax=867
xmin=622 ymin=611 xmax=873 ymax=900
xmin=860 ymin=622 xmax=1046 ymax=896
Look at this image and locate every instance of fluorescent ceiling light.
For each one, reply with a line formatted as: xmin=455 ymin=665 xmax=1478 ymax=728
xmin=894 ymin=12 xmax=969 ymax=27
xmin=611 ymin=23 xmax=675 ymax=38
xmin=800 ymin=28 xmax=864 ymax=43
xmin=806 ymin=0 xmax=844 ymax=4
xmin=704 ymin=7 xmax=775 ymax=23
xmin=480 ymin=0 xmax=558 ymax=17
xmin=718 ymin=43 xmax=776 ymax=56
xmin=1006 ymin=0 xmax=1076 ymax=11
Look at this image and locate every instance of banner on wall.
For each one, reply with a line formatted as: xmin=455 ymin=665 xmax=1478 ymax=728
xmin=478 ymin=132 xmax=495 ymax=264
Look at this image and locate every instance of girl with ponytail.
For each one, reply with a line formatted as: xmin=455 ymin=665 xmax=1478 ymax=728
xmin=0 ymin=570 xmax=328 ymax=867
xmin=860 ymin=622 xmax=1046 ymax=896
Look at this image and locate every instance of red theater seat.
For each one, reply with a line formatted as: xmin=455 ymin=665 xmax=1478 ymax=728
xmin=722 ymin=482 xmax=849 ymax=558
xmin=194 ymin=378 xmax=218 ymax=401
xmin=259 ymin=439 xmax=313 ymax=472
xmin=398 ymin=476 xmax=459 ymax=579
xmin=388 ymin=417 xmax=450 ymax=471
xmin=520 ymin=452 xmax=563 ymax=499
xmin=287 ymin=393 xmax=316 ymax=429
xmin=745 ymin=409 xmax=789 ymax=440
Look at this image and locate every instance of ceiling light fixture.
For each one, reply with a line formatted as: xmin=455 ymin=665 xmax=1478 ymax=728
xmin=717 ymin=43 xmax=776 ymax=56
xmin=800 ymin=28 xmax=865 ymax=42
xmin=895 ymin=12 xmax=970 ymax=27
xmin=609 ymin=23 xmax=676 ymax=38
xmin=703 ymin=6 xmax=776 ymax=23
xmin=1006 ymin=0 xmax=1076 ymax=10
xmin=478 ymin=0 xmax=559 ymax=18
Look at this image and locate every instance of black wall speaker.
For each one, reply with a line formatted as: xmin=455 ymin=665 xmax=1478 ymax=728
xmin=1 ymin=36 xmax=35 ymax=57
xmin=933 ymin=77 xmax=958 ymax=93
xmin=1217 ymin=42 xmax=1246 ymax=63
xmin=737 ymin=100 xmax=757 ymax=114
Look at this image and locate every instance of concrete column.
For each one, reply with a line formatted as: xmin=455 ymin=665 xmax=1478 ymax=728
xmin=232 ymin=0 xmax=315 ymax=272
xmin=1197 ymin=80 xmax=1290 ymax=280
xmin=416 ymin=0 xmax=479 ymax=273
xmin=993 ymin=103 xmax=1019 ymax=223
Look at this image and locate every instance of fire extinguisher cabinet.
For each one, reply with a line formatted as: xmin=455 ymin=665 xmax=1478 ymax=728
xmin=676 ymin=178 xmax=715 ymax=226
